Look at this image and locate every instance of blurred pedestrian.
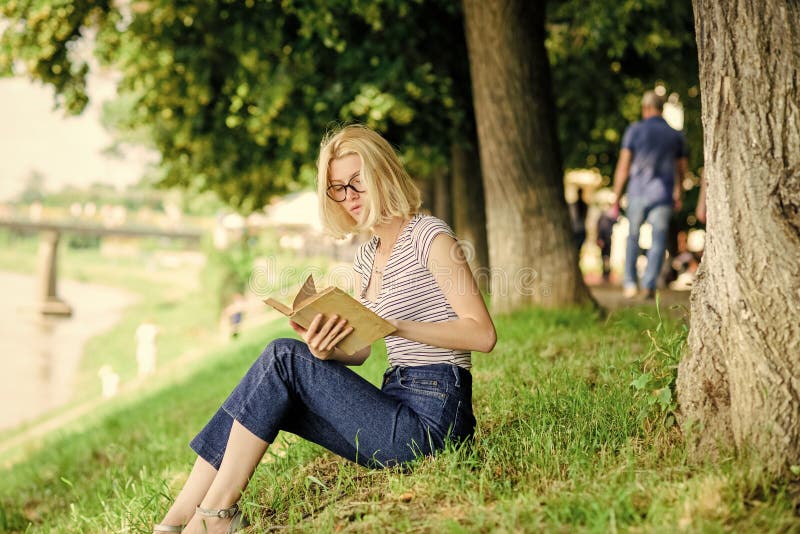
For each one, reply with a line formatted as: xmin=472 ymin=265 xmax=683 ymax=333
xmin=568 ymin=188 xmax=589 ymax=253
xmin=611 ymin=90 xmax=689 ymax=299
xmin=669 ymin=230 xmax=700 ymax=290
xmin=596 ymin=208 xmax=618 ymax=283
xmin=223 ymin=293 xmax=246 ymax=339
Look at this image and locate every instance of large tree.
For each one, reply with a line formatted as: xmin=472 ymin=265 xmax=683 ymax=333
xmin=0 ymin=1 xmax=471 ymax=208
xmin=0 ymin=0 xmax=491 ymax=274
xmin=462 ymin=0 xmax=593 ymax=310
xmin=677 ymin=0 xmax=800 ymax=473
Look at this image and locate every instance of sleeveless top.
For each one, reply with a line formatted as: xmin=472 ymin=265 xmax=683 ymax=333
xmin=352 ymin=214 xmax=472 ymax=370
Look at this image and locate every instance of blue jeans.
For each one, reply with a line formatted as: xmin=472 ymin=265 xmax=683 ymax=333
xmin=624 ymin=201 xmax=672 ymax=291
xmin=190 ymin=338 xmax=475 ymax=469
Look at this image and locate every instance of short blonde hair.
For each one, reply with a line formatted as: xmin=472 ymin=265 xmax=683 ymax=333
xmin=317 ymin=124 xmax=422 ymax=238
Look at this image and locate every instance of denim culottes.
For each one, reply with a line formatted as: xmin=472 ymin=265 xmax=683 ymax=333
xmin=190 ymin=338 xmax=475 ymax=469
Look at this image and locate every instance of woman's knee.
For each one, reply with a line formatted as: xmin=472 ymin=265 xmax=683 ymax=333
xmin=258 ymin=338 xmax=307 ymax=366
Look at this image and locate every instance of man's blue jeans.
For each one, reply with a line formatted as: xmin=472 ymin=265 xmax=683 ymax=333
xmin=190 ymin=338 xmax=476 ymax=469
xmin=623 ymin=201 xmax=673 ymax=291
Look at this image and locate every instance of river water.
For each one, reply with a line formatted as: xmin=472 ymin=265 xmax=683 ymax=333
xmin=0 ymin=271 xmax=137 ymax=432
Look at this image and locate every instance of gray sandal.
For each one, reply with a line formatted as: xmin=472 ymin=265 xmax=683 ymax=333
xmin=196 ymin=503 xmax=249 ymax=533
xmin=152 ymin=524 xmax=183 ymax=532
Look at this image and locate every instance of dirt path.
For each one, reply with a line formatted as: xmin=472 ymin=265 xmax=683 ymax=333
xmin=589 ymin=282 xmax=691 ymax=319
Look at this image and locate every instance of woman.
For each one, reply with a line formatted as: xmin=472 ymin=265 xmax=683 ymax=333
xmin=154 ymin=124 xmax=496 ymax=533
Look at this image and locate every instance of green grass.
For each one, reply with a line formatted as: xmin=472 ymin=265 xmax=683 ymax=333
xmin=2 ymin=303 xmax=798 ymax=533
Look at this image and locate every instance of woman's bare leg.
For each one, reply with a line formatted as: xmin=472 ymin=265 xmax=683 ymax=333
xmin=154 ymin=456 xmax=217 ymax=531
xmin=184 ymin=420 xmax=269 ymax=534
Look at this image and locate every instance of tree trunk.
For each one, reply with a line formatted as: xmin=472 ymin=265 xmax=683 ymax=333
xmin=416 ymin=178 xmax=434 ymax=217
xmin=461 ymin=0 xmax=593 ymax=311
xmin=451 ymin=140 xmax=490 ymax=291
xmin=677 ymin=0 xmax=800 ymax=474
xmin=433 ymin=169 xmax=453 ymax=225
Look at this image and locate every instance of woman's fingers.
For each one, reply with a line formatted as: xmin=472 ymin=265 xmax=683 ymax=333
xmin=306 ymin=314 xmax=354 ymax=356
xmin=310 ymin=314 xmax=332 ymax=343
xmin=304 ymin=314 xmax=326 ymax=349
xmin=319 ymin=317 xmax=347 ymax=351
xmin=307 ymin=313 xmax=323 ymax=336
xmin=306 ymin=314 xmax=337 ymax=355
xmin=321 ymin=319 xmax=350 ymax=350
xmin=289 ymin=320 xmax=306 ymax=335
xmin=326 ymin=325 xmax=354 ymax=351
xmin=313 ymin=314 xmax=338 ymax=343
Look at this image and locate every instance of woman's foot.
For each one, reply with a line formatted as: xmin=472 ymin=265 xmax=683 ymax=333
xmin=152 ymin=507 xmax=194 ymax=533
xmin=183 ymin=503 xmax=247 ymax=534
xmin=152 ymin=519 xmax=188 ymax=533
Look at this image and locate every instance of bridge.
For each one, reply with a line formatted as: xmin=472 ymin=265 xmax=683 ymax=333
xmin=0 ymin=218 xmax=204 ymax=316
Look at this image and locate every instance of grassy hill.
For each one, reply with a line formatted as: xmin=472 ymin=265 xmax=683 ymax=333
xmin=2 ymin=303 xmax=798 ymax=533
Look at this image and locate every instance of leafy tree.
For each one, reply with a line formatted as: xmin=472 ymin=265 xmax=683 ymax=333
xmin=1 ymin=0 xmax=701 ymax=308
xmin=547 ymin=0 xmax=703 ymax=275
xmin=17 ymin=169 xmax=47 ymax=204
xmin=547 ymin=0 xmax=701 ymax=181
xmin=1 ymin=0 xmax=473 ymax=213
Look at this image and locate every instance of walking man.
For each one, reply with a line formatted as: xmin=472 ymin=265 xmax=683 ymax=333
xmin=611 ymin=91 xmax=688 ymax=299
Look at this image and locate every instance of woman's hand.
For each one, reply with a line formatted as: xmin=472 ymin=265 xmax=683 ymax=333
xmin=290 ymin=314 xmax=353 ymax=360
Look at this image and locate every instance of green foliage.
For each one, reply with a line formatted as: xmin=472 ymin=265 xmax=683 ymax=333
xmin=2 ymin=0 xmax=704 ymax=225
xmin=1 ymin=0 xmax=702 ymax=217
xmin=65 ymin=233 xmax=101 ymax=249
xmin=16 ymin=170 xmax=47 ymax=204
xmin=547 ymin=0 xmax=702 ymax=180
xmin=202 ymin=238 xmax=257 ymax=315
xmin=0 ymin=0 xmax=113 ymax=114
xmin=1 ymin=0 xmax=472 ymax=212
xmin=27 ymin=181 xmax=165 ymax=212
xmin=629 ymin=300 xmax=688 ymax=431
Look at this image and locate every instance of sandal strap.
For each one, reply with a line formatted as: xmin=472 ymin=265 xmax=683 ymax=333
xmin=153 ymin=524 xmax=184 ymax=532
xmin=196 ymin=502 xmax=239 ymax=519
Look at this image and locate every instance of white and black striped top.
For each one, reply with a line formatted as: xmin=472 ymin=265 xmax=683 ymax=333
xmin=353 ymin=214 xmax=472 ymax=370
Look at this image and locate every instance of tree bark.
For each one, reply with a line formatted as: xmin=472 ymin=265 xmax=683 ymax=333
xmin=677 ymin=0 xmax=800 ymax=473
xmin=433 ymin=169 xmax=453 ymax=225
xmin=461 ymin=0 xmax=593 ymax=311
xmin=451 ymin=140 xmax=489 ymax=291
xmin=416 ymin=178 xmax=434 ymax=217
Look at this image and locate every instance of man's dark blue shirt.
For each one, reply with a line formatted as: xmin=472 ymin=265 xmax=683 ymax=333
xmin=621 ymin=116 xmax=689 ymax=207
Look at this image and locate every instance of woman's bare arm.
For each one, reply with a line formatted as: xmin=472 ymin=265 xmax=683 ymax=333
xmin=388 ymin=234 xmax=497 ymax=353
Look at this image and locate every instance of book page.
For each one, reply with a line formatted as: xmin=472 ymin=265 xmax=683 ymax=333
xmin=263 ymin=298 xmax=292 ymax=316
xmin=292 ymin=275 xmax=318 ymax=309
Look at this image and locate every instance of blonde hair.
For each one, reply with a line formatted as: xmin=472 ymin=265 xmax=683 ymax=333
xmin=317 ymin=124 xmax=422 ymax=238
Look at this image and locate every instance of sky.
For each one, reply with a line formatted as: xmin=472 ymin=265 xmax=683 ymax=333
xmin=0 ymin=70 xmax=156 ymax=202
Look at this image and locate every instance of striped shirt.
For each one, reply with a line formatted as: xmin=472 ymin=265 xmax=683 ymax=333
xmin=353 ymin=214 xmax=471 ymax=370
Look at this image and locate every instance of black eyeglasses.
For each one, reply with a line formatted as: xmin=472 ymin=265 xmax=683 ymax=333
xmin=326 ymin=174 xmax=366 ymax=202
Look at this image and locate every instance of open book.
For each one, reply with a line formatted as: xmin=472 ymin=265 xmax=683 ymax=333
xmin=263 ymin=275 xmax=396 ymax=355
